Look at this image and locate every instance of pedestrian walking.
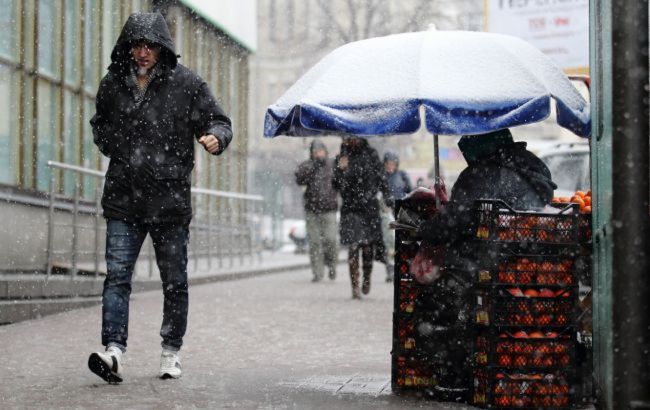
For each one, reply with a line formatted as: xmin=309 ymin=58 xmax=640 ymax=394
xmin=295 ymin=141 xmax=339 ymax=282
xmin=382 ymin=151 xmax=413 ymax=282
xmin=333 ymin=137 xmax=390 ymax=299
xmin=88 ymin=12 xmax=232 ymax=383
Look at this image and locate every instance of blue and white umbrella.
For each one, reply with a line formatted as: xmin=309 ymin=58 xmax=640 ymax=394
xmin=264 ymin=30 xmax=590 ymax=182
xmin=265 ymin=30 xmax=589 ymax=137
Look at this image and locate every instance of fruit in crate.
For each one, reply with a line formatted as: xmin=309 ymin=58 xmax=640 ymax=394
xmin=539 ymin=288 xmax=556 ymax=298
xmin=553 ymin=189 xmax=592 ymax=213
xmin=524 ymin=289 xmax=539 ymax=297
xmin=507 ymin=287 xmax=524 ymax=297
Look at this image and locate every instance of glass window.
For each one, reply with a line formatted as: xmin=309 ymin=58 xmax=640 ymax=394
xmin=37 ymin=0 xmax=59 ymax=77
xmin=82 ymin=98 xmax=98 ymax=198
xmin=63 ymin=90 xmax=80 ymax=195
xmin=0 ymin=64 xmax=18 ymax=184
xmin=36 ymin=80 xmax=59 ymax=192
xmin=101 ymin=1 xmax=120 ymax=72
xmin=21 ymin=76 xmax=34 ymax=188
xmin=0 ymin=0 xmax=17 ymax=60
xmin=83 ymin=0 xmax=99 ymax=93
xmin=64 ymin=0 xmax=81 ymax=85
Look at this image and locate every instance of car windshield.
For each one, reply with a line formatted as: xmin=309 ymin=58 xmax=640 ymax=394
xmin=542 ymin=152 xmax=590 ymax=193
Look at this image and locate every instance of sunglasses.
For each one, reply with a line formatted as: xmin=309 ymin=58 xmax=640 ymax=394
xmin=131 ymin=41 xmax=160 ymax=52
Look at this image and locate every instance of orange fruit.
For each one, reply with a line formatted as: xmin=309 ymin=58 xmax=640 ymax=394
xmin=584 ymin=196 xmax=592 ymax=206
xmin=571 ymin=196 xmax=585 ymax=208
xmin=583 ymin=206 xmax=592 ymax=213
xmin=575 ymin=190 xmax=586 ymax=198
xmin=524 ymin=289 xmax=539 ymax=297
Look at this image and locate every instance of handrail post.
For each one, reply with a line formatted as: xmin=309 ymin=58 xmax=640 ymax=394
xmin=46 ymin=172 xmax=56 ymax=278
xmin=207 ymin=195 xmax=212 ymax=270
xmin=94 ymin=188 xmax=101 ymax=278
xmin=229 ymin=198 xmax=234 ymax=268
xmin=218 ymin=197 xmax=224 ymax=268
xmin=71 ymin=175 xmax=79 ymax=279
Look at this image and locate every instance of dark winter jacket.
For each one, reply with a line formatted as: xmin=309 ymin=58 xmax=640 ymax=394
xmin=333 ymin=139 xmax=389 ymax=246
xmin=295 ymin=141 xmax=338 ymax=214
xmin=418 ymin=141 xmax=557 ymax=245
xmin=91 ymin=12 xmax=232 ymax=223
xmin=384 ymin=151 xmax=413 ymax=200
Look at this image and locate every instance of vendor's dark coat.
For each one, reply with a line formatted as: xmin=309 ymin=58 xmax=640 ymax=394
xmin=91 ymin=12 xmax=232 ymax=223
xmin=332 ymin=140 xmax=389 ymax=246
xmin=419 ymin=142 xmax=557 ymax=245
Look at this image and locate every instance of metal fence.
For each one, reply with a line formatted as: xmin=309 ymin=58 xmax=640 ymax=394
xmin=45 ymin=161 xmax=264 ymax=279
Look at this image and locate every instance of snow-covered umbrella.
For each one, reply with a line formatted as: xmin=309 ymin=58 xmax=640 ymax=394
xmin=264 ymin=30 xmax=590 ymax=189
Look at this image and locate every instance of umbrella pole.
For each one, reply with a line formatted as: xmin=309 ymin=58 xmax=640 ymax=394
xmin=433 ymin=134 xmax=441 ymax=208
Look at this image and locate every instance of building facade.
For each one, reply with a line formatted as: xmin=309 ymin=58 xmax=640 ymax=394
xmin=0 ymin=0 xmax=255 ymax=271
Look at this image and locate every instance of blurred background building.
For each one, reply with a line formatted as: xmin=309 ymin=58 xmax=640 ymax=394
xmin=248 ymin=0 xmax=484 ymax=237
xmin=0 ymin=0 xmax=255 ymax=272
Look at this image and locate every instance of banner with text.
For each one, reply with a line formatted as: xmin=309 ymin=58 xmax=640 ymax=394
xmin=485 ymin=0 xmax=589 ymax=72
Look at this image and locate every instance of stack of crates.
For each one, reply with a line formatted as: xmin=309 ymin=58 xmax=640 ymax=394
xmin=469 ymin=200 xmax=582 ymax=409
xmin=391 ymin=202 xmax=472 ymax=401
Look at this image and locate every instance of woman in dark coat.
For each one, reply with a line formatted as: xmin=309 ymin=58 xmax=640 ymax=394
xmin=333 ymin=137 xmax=390 ymax=299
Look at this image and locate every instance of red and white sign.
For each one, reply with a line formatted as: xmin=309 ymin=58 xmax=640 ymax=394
xmin=485 ymin=0 xmax=589 ymax=72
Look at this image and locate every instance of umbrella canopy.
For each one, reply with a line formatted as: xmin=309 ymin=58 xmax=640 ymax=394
xmin=264 ymin=30 xmax=590 ymax=138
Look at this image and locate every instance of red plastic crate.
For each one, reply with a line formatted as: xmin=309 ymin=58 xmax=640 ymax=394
xmin=473 ymin=368 xmax=572 ymax=408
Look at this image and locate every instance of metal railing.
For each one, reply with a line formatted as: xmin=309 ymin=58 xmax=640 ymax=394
xmin=45 ymin=160 xmax=264 ymax=279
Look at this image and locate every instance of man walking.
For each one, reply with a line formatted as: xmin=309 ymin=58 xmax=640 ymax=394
xmin=88 ymin=12 xmax=232 ymax=383
xmin=295 ymin=140 xmax=338 ymax=282
xmin=382 ymin=151 xmax=413 ymax=282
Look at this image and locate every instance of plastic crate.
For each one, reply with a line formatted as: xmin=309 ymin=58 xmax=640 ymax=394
xmin=392 ymin=353 xmax=470 ymax=401
xmin=473 ymin=200 xmax=580 ymax=246
xmin=476 ymin=253 xmax=580 ymax=287
xmin=474 ymin=332 xmax=574 ymax=369
xmin=475 ymin=287 xmax=577 ymax=328
xmin=472 ymin=368 xmax=572 ymax=408
xmin=394 ymin=312 xmax=469 ymax=357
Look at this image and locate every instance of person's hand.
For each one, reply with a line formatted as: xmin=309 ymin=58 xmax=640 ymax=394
xmin=198 ymin=134 xmax=220 ymax=154
xmin=338 ymin=156 xmax=349 ymax=169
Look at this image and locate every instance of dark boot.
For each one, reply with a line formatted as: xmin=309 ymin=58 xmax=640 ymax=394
xmin=328 ymin=266 xmax=336 ymax=280
xmin=349 ymin=247 xmax=361 ymax=299
xmin=350 ymin=269 xmax=361 ymax=299
xmin=361 ymin=245 xmax=373 ymax=295
xmin=362 ymin=266 xmax=372 ymax=295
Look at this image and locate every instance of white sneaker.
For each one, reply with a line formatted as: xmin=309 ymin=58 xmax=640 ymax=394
xmin=88 ymin=346 xmax=123 ymax=383
xmin=159 ymin=350 xmax=182 ymax=379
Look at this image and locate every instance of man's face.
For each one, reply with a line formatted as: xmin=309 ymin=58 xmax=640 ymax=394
xmin=312 ymin=149 xmax=326 ymax=159
xmin=131 ymin=40 xmax=160 ymax=74
xmin=385 ymin=160 xmax=397 ymax=174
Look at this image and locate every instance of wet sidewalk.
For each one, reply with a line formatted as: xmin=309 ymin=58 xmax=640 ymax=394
xmin=0 ymin=266 xmax=475 ymax=409
xmin=0 ymin=250 xmax=346 ymax=324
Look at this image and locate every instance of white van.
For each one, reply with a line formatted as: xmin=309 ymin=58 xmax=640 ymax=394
xmin=538 ymin=142 xmax=590 ymax=197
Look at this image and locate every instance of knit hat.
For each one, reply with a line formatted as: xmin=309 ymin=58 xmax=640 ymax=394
xmin=458 ymin=129 xmax=515 ymax=165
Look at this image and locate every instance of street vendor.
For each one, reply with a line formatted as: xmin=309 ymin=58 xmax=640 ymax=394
xmin=410 ymin=128 xmax=558 ymax=395
xmin=417 ymin=128 xmax=558 ymax=244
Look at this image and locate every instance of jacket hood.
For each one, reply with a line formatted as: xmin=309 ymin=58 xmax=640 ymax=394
xmin=309 ymin=140 xmax=328 ymax=159
xmin=383 ymin=150 xmax=400 ymax=167
xmin=484 ymin=142 xmax=558 ymax=203
xmin=459 ymin=129 xmax=514 ymax=165
xmin=109 ymin=12 xmax=177 ymax=73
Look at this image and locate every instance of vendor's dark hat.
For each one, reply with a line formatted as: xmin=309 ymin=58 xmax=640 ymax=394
xmin=458 ymin=129 xmax=514 ymax=164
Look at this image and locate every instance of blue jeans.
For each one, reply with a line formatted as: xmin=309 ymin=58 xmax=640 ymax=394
xmin=102 ymin=219 xmax=189 ymax=352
